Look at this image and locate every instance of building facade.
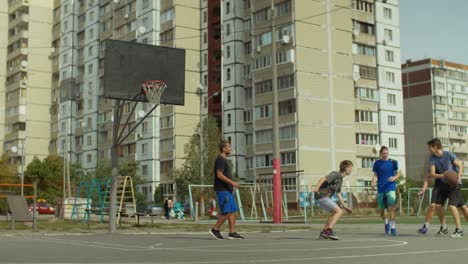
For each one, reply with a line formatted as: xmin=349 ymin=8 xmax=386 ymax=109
xmin=403 ymin=58 xmax=468 ymax=180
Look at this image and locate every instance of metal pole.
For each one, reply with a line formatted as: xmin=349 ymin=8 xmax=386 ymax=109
xmin=20 ymin=139 xmax=24 ymax=196
xmin=33 ymin=181 xmax=37 ymax=230
xmin=200 ymin=91 xmax=204 ymax=185
xmin=270 ymin=0 xmax=282 ymax=224
xmin=108 ymin=100 xmax=121 ymax=233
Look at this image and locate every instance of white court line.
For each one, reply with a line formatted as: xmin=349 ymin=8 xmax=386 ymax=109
xmin=13 ymin=236 xmax=407 ymax=253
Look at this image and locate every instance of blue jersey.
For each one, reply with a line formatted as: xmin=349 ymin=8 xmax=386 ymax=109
xmin=373 ymin=159 xmax=398 ymax=193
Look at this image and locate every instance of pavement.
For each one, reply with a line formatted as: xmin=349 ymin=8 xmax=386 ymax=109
xmin=0 ymin=223 xmax=467 ymax=263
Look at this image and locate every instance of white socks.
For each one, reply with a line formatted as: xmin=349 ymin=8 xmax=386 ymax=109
xmin=384 ymin=218 xmax=389 ymax=225
xmin=390 ymin=221 xmax=396 ymax=229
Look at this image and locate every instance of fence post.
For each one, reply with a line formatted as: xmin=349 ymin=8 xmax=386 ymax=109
xmin=33 ymin=181 xmax=37 ymax=231
xmin=194 ymin=202 xmax=199 ymax=222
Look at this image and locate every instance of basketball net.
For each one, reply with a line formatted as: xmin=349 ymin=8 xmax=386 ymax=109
xmin=141 ymin=80 xmax=167 ymax=105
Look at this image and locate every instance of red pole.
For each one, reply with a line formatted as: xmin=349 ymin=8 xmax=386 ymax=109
xmin=273 ymin=158 xmax=282 ymax=223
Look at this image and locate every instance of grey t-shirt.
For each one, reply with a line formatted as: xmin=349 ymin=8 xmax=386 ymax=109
xmin=315 ymin=171 xmax=343 ymax=199
xmin=428 ymin=151 xmax=461 ymax=187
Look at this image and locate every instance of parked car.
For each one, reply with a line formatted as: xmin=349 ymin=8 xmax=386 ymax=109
xmin=29 ymin=199 xmax=55 ymax=215
xmin=145 ymin=204 xmax=164 ymax=216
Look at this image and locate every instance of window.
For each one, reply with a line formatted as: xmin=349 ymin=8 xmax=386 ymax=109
xmin=449 ymin=125 xmax=466 ymax=133
xmin=355 ymin=110 xmax=375 ymax=123
xmin=160 ymin=116 xmax=173 ymax=129
xmin=88 ymin=11 xmax=94 ymax=22
xmin=88 ymin=46 xmax=93 ymax=56
xmin=279 ymin=99 xmax=296 ymax=115
xmin=87 ymin=154 xmax=92 ymax=163
xmin=353 ymin=44 xmax=376 ymax=56
xmin=161 ymin=160 xmax=173 ymax=174
xmin=353 ymin=20 xmax=374 ymax=35
xmin=256 ymin=154 xmax=272 ymax=167
xmin=226 ymin=24 xmax=231 ymax=36
xmin=160 ymin=29 xmax=173 ymax=42
xmin=355 ymin=87 xmax=379 ymax=101
xmin=245 ymin=133 xmax=253 ymax=145
xmin=386 ymin=71 xmax=395 ymax=83
xmin=243 ymin=109 xmax=252 ymax=122
xmin=244 ymin=42 xmax=251 ymax=54
xmin=226 ymin=114 xmax=232 ymax=126
xmin=389 ymin=138 xmax=398 ymax=149
xmin=384 ymin=29 xmax=393 ymax=41
xmin=226 ymin=46 xmax=231 ymax=58
xmin=87 ymin=135 xmax=92 ymax=146
xmin=353 ymin=0 xmax=373 ymax=13
xmin=359 ymin=66 xmax=376 ymax=79
xmin=203 ymin=32 xmax=207 ymax=43
xmin=64 ymin=20 xmax=69 ymax=31
xmin=88 ymin=63 xmax=93 ymax=74
xmin=253 ymin=8 xmax=270 ymax=24
xmin=387 ymin=93 xmax=396 ymax=105
xmin=254 ymin=54 xmax=272 ymax=69
xmin=244 ymin=64 xmax=251 ymax=79
xmin=226 ymin=1 xmax=230 ymax=14
xmin=226 ymin=68 xmax=231 ymax=81
xmin=141 ymin=143 xmax=148 ymax=155
xmin=277 ymin=50 xmax=292 ymax=64
xmin=280 ymin=125 xmax=295 ymax=140
xmin=244 ymin=87 xmax=252 ymax=100
xmin=63 ymin=54 xmax=68 ymax=64
xmin=255 ymin=104 xmax=272 ymax=119
xmin=385 ymin=50 xmax=394 ymax=62
xmin=384 ymin=7 xmax=392 ymax=19
xmin=388 ymin=115 xmax=396 ymax=126
xmin=256 ymin=31 xmax=272 ymax=47
xmin=64 ymin=4 xmax=69 ymax=14
xmin=281 ymin=152 xmax=296 ymax=165
xmin=435 ymin=96 xmax=447 ymax=104
xmin=226 ymin=91 xmax=231 ymax=103
xmin=278 ymin=74 xmax=294 ymax=89
xmin=356 ymin=134 xmax=379 ymax=145
xmin=255 ymin=79 xmax=272 ymax=94
xmin=276 ymin=0 xmax=291 ymax=16
xmin=256 ymin=129 xmax=273 ymax=144
xmin=362 ymin=157 xmax=376 ymax=168
xmin=142 ymin=122 xmax=148 ymax=133
xmin=203 ymin=11 xmax=207 ymax=22
xmin=142 ymin=165 xmax=148 ymax=176
xmin=160 ymin=9 xmax=174 ymax=23
xmin=451 ymin=97 xmax=466 ymax=107
xmin=245 ymin=157 xmax=253 ymax=169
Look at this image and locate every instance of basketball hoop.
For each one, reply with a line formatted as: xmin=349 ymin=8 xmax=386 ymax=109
xmin=141 ymin=80 xmax=167 ymax=105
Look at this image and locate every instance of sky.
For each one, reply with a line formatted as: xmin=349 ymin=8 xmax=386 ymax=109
xmin=399 ymin=0 xmax=468 ymax=64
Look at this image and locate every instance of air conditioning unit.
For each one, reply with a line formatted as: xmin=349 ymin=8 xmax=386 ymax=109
xmin=124 ymin=14 xmax=129 ymax=19
xmin=21 ymin=80 xmax=27 ymax=86
xmin=256 ymin=46 xmax=261 ymax=53
xmin=458 ymin=133 xmax=464 ymax=137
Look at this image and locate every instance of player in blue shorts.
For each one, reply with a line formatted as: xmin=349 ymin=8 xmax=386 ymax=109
xmin=209 ymin=140 xmax=244 ymax=240
xmin=372 ymin=146 xmax=400 ymax=235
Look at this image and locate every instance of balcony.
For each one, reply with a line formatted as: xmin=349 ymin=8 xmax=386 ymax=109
xmin=53 ymin=25 xmax=60 ymax=39
xmin=453 ymin=145 xmax=468 ymax=154
xmin=7 ymin=47 xmax=28 ymax=61
xmin=356 ymin=145 xmax=376 ymax=157
xmin=6 ymin=79 xmax=27 ymax=92
xmin=99 ymin=121 xmax=112 ymax=132
xmin=4 ymin=130 xmax=26 ymax=142
xmin=353 ymin=33 xmax=375 ymax=46
xmin=351 ymin=10 xmax=374 ymax=24
xmin=449 ymin=132 xmax=466 ymax=140
xmin=9 ymin=0 xmax=29 ymax=13
xmin=6 ymin=64 xmax=27 ymax=78
xmin=354 ymin=122 xmax=379 ymax=134
xmin=8 ymin=14 xmax=29 ymax=29
xmin=8 ymin=30 xmax=29 ymax=45
xmin=352 ymin=54 xmax=376 ymax=68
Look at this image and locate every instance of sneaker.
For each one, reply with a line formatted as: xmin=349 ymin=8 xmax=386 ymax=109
xmin=450 ymin=228 xmax=464 ymax=238
xmin=417 ymin=225 xmax=428 ymax=235
xmin=319 ymin=230 xmax=330 ymax=240
xmin=328 ymin=230 xmax=340 ymax=240
xmin=390 ymin=228 xmax=397 ymax=236
xmin=209 ymin=228 xmax=224 ymax=240
xmin=385 ymin=223 xmax=390 ymax=234
xmin=436 ymin=226 xmax=449 ymax=236
xmin=228 ymin=232 xmax=244 ymax=240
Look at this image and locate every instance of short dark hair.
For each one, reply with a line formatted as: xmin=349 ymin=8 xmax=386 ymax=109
xmin=219 ymin=140 xmax=231 ymax=152
xmin=426 ymin=138 xmax=442 ymax=149
xmin=339 ymin=160 xmax=353 ymax=173
xmin=380 ymin=146 xmax=389 ymax=154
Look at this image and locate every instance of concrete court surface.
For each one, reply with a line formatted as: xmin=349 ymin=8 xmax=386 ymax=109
xmin=0 ymin=224 xmax=467 ymax=264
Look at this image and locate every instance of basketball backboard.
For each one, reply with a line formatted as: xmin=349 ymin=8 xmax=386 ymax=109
xmin=103 ymin=39 xmax=185 ymax=105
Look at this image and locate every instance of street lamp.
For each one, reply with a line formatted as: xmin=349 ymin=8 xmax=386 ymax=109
xmin=11 ymin=139 xmax=25 ymax=196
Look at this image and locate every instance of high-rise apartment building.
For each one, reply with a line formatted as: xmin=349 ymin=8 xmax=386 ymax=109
xmin=1 ymin=0 xmax=53 ymax=169
xmin=403 ymin=58 xmax=468 ymax=180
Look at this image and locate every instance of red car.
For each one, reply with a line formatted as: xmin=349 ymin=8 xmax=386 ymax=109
xmin=29 ymin=199 xmax=55 ymax=215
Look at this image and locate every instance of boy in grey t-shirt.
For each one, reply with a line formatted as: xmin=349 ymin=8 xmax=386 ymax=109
xmin=314 ymin=160 xmax=354 ymax=240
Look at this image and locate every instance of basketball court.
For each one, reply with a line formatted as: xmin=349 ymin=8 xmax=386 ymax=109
xmin=0 ymin=223 xmax=466 ymax=263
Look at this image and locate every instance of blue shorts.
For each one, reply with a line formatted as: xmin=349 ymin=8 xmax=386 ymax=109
xmin=216 ymin=191 xmax=238 ymax=214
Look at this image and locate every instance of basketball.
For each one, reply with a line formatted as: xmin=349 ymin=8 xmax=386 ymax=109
xmin=444 ymin=170 xmax=459 ymax=186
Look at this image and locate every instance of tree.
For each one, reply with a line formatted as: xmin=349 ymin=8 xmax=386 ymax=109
xmin=24 ymin=155 xmax=64 ymax=202
xmin=174 ymin=116 xmax=223 ymax=201
xmin=0 ymin=154 xmax=18 ymax=184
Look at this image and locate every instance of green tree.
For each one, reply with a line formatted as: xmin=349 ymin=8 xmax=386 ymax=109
xmin=0 ymin=154 xmax=18 ymax=183
xmin=174 ymin=116 xmax=223 ymax=201
xmin=24 ymin=155 xmax=64 ymax=202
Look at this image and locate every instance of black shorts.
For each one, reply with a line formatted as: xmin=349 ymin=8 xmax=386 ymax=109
xmin=431 ymin=186 xmax=465 ymax=207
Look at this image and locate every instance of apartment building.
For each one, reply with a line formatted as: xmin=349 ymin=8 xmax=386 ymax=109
xmin=199 ymin=0 xmax=406 ymax=188
xmin=403 ymin=58 xmax=468 ymax=180
xmin=52 ymin=0 xmax=201 ymax=201
xmin=1 ymin=0 xmax=53 ymax=169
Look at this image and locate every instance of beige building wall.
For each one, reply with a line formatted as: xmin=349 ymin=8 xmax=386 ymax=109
xmin=295 ymin=0 xmax=356 ymax=186
xmin=0 ymin=1 xmax=8 ymax=154
xmin=3 ymin=0 xmax=53 ymax=168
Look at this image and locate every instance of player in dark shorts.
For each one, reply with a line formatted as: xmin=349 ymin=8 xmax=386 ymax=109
xmin=417 ymin=138 xmax=465 ymax=238
xmin=209 ymin=141 xmax=244 ymax=240
xmin=314 ymin=160 xmax=354 ymax=240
